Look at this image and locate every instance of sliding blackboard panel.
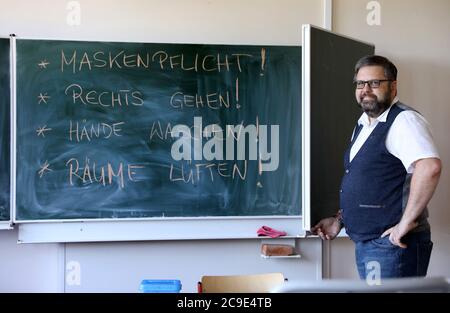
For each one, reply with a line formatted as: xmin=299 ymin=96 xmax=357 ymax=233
xmin=309 ymin=27 xmax=374 ymax=225
xmin=15 ymin=40 xmax=301 ymax=220
xmin=0 ymin=38 xmax=10 ymax=221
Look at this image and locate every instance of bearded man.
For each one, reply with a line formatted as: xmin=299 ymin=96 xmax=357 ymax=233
xmin=311 ymin=55 xmax=442 ymax=279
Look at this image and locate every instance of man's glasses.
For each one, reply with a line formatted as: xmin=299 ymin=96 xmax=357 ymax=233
xmin=354 ymin=79 xmax=393 ymax=89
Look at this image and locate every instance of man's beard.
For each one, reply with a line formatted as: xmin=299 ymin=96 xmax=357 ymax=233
xmin=357 ymin=93 xmax=391 ymax=118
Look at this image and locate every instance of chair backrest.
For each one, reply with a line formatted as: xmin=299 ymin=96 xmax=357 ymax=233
xmin=201 ymin=273 xmax=285 ymax=293
xmin=271 ymin=276 xmax=450 ymax=293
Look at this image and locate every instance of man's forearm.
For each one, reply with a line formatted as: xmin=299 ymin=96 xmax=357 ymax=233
xmin=401 ymin=158 xmax=441 ymax=225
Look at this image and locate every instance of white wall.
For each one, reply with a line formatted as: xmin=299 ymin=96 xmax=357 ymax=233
xmin=0 ymin=0 xmax=323 ymax=44
xmin=330 ymin=0 xmax=450 ymax=279
xmin=0 ymin=0 xmax=324 ymax=292
xmin=0 ymin=228 xmax=64 ymax=292
xmin=65 ymin=238 xmax=322 ymax=293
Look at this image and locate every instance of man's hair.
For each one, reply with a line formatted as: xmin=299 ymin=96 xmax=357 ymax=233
xmin=354 ymin=55 xmax=398 ymax=81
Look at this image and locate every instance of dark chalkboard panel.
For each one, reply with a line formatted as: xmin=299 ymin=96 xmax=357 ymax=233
xmin=308 ymin=27 xmax=374 ymax=225
xmin=15 ymin=39 xmax=301 ymax=220
xmin=0 ymin=38 xmax=10 ymax=222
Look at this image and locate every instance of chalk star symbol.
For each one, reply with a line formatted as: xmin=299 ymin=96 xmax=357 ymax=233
xmin=38 ymin=160 xmax=53 ymax=178
xmin=36 ymin=125 xmax=52 ymax=137
xmin=37 ymin=93 xmax=50 ymax=104
xmin=37 ymin=60 xmax=50 ymax=69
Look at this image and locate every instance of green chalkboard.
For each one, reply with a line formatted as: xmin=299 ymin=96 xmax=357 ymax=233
xmin=15 ymin=39 xmax=301 ymax=220
xmin=0 ymin=38 xmax=10 ymax=221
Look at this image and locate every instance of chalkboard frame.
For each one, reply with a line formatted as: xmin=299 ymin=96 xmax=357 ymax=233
xmin=10 ymin=36 xmax=304 ymax=242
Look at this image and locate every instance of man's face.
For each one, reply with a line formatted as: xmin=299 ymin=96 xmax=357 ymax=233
xmin=355 ymin=65 xmax=397 ymax=118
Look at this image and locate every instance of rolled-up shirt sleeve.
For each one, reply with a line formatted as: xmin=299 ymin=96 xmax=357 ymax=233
xmin=386 ymin=111 xmax=440 ymax=173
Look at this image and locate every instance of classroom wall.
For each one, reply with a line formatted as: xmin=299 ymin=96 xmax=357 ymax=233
xmin=1 ymin=0 xmax=448 ymax=292
xmin=0 ymin=0 xmax=324 ymax=292
xmin=0 ymin=0 xmax=323 ymax=44
xmin=0 ymin=228 xmax=64 ymax=292
xmin=64 ymin=238 xmax=322 ymax=293
xmin=330 ymin=0 xmax=450 ymax=279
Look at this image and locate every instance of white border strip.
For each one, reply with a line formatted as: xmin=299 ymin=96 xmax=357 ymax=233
xmin=0 ymin=222 xmax=12 ymax=230
xmin=301 ymin=25 xmax=311 ymax=231
xmin=15 ymin=214 xmax=301 ymax=224
xmin=18 ymin=217 xmax=306 ymax=243
xmin=10 ymin=36 xmax=16 ymax=224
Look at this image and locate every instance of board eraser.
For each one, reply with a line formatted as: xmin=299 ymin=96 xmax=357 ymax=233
xmin=261 ymin=244 xmax=295 ymax=256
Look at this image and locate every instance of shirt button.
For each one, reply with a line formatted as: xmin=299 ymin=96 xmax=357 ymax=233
xmin=340 ymin=189 xmax=343 ymax=193
xmin=345 ymin=169 xmax=349 ymax=173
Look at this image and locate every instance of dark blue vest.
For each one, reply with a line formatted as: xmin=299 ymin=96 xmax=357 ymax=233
xmin=340 ymin=104 xmax=407 ymax=242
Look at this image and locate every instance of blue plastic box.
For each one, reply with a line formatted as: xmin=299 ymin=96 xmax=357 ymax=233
xmin=139 ymin=279 xmax=182 ymax=293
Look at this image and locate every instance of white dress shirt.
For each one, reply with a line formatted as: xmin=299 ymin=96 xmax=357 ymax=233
xmin=350 ymin=97 xmax=440 ymax=173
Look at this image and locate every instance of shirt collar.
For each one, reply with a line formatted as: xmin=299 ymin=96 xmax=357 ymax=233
xmin=357 ymin=96 xmax=399 ymax=126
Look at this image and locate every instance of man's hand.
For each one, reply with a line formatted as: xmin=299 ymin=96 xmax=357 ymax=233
xmin=381 ymin=220 xmax=418 ymax=248
xmin=310 ymin=217 xmax=342 ymax=240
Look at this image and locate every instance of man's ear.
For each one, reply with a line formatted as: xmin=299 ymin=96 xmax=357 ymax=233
xmin=391 ymin=80 xmax=397 ymax=94
xmin=391 ymin=80 xmax=398 ymax=98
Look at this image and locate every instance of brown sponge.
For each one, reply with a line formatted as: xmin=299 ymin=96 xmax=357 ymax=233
xmin=261 ymin=244 xmax=295 ymax=256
